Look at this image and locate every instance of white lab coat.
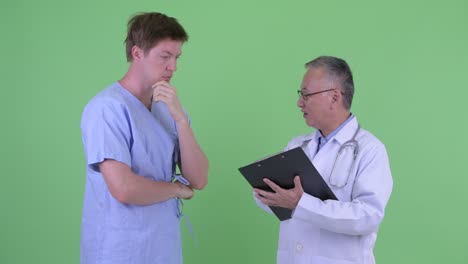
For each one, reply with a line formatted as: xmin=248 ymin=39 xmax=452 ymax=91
xmin=255 ymin=117 xmax=393 ymax=264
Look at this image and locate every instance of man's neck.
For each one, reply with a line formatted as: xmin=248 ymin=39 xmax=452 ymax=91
xmin=320 ymin=111 xmax=351 ymax=137
xmin=119 ymin=70 xmax=152 ymax=110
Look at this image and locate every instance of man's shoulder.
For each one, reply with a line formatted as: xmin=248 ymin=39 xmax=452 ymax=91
xmin=83 ymin=83 xmax=127 ymax=112
xmin=285 ymin=131 xmax=316 ymax=150
xmin=89 ymin=82 xmax=125 ymax=102
xmin=80 ymin=82 xmax=132 ymax=127
xmin=342 ymin=117 xmax=386 ymax=149
xmin=356 ymin=127 xmax=388 ymax=155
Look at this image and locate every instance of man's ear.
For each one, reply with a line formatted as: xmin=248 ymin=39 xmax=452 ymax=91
xmin=329 ymin=89 xmax=342 ymax=111
xmin=332 ymin=89 xmax=340 ymax=103
xmin=131 ymin=45 xmax=143 ymax=61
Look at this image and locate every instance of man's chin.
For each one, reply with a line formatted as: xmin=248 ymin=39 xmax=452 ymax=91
xmin=305 ymin=120 xmax=315 ymax=128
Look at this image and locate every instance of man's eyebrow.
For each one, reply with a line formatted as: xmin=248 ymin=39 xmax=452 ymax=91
xmin=161 ymin=50 xmax=182 ymax=57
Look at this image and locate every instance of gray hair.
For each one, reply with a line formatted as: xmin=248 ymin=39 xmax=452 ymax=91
xmin=305 ymin=56 xmax=354 ymax=110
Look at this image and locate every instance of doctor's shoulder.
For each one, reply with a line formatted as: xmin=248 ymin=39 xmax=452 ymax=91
xmin=356 ymin=127 xmax=389 ymax=158
xmin=284 ymin=131 xmax=315 ymax=151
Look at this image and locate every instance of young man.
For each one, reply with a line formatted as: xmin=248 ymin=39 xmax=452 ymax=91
xmin=254 ymin=56 xmax=393 ymax=264
xmin=80 ymin=12 xmax=208 ymax=264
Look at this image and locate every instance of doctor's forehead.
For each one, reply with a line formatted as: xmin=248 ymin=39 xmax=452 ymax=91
xmin=301 ymin=72 xmax=316 ymax=91
xmin=301 ymin=68 xmax=330 ymax=90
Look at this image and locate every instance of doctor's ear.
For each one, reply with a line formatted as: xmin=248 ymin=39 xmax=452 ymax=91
xmin=329 ymin=90 xmax=341 ymax=109
xmin=332 ymin=92 xmax=339 ymax=103
xmin=334 ymin=88 xmax=344 ymax=102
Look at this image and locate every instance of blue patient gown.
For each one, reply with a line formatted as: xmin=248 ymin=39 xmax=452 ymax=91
xmin=80 ymin=82 xmax=184 ymax=264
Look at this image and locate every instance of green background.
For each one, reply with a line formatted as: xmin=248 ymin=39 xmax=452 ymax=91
xmin=2 ymin=0 xmax=467 ymax=263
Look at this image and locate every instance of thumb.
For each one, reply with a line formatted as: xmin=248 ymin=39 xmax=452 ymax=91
xmin=294 ymin=176 xmax=303 ymax=190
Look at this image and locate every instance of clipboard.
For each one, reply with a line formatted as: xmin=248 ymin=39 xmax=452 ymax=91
xmin=238 ymin=147 xmax=337 ymax=221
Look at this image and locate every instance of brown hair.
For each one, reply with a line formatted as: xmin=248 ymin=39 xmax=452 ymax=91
xmin=124 ymin=12 xmax=188 ymax=62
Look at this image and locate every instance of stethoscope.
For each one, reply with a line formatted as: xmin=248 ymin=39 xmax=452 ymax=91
xmin=328 ymin=124 xmax=360 ymax=188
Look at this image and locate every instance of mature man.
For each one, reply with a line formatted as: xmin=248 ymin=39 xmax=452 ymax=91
xmin=80 ymin=12 xmax=208 ymax=264
xmin=254 ymin=56 xmax=393 ymax=263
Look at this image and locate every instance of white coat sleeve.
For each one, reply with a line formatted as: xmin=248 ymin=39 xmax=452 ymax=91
xmin=292 ymin=143 xmax=393 ymax=236
xmin=253 ymin=192 xmax=274 ymax=214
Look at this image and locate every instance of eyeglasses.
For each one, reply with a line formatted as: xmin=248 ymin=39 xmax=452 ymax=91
xmin=297 ymin=88 xmax=335 ymax=101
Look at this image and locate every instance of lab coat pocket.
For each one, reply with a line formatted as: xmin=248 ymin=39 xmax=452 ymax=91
xmin=319 ymin=229 xmax=361 ymax=261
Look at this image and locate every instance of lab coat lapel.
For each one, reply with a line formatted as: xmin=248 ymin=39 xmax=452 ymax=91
xmin=310 ymin=117 xmax=359 ymax=183
xmin=311 ymin=137 xmax=334 ymax=183
xmin=333 ymin=117 xmax=359 ymax=145
xmin=300 ymin=132 xmax=319 ymax=161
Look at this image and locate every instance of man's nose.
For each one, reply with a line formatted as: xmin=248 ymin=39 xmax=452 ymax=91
xmin=297 ymin=97 xmax=304 ymax=108
xmin=167 ymin=59 xmax=177 ymax=71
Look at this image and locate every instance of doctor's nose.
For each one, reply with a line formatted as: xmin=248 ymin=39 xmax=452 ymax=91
xmin=297 ymin=97 xmax=304 ymax=108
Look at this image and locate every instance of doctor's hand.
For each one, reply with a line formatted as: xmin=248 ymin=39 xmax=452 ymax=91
xmin=254 ymin=176 xmax=304 ymax=210
xmin=152 ymin=81 xmax=187 ymax=123
xmin=175 ymin=182 xmax=194 ymax=200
